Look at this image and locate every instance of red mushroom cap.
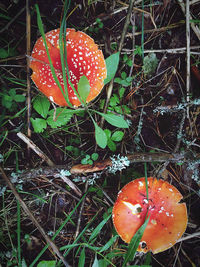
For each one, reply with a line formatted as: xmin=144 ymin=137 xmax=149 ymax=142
xmin=30 ymin=28 xmax=107 ymax=107
xmin=112 ymin=177 xmax=187 ymax=254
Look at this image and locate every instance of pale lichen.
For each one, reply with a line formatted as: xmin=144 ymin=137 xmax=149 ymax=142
xmin=108 ymin=155 xmax=130 ymax=174
xmin=59 ymin=169 xmax=71 ymax=177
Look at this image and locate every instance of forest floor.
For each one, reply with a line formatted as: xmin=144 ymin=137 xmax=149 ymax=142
xmin=0 ymin=0 xmax=200 ymax=266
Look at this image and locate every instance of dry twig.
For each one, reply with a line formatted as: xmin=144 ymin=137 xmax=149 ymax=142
xmin=17 ymin=132 xmax=55 ymax=167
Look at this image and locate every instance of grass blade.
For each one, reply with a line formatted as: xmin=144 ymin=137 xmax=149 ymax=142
xmin=35 ymin=4 xmax=72 ymax=107
xmin=89 ymin=214 xmax=111 ymax=242
xmin=122 ymin=216 xmax=150 ymax=267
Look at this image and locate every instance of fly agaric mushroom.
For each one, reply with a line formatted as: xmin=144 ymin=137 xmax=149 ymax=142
xmin=30 ymin=28 xmax=107 ymax=107
xmin=112 ymin=177 xmax=187 ymax=254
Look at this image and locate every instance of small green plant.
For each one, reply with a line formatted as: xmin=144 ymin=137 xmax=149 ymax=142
xmin=122 ymin=54 xmax=133 ymax=67
xmin=0 ymin=46 xmax=17 ymax=59
xmin=81 ymin=153 xmax=99 ymax=165
xmin=134 ymin=45 xmax=143 ymax=56
xmin=66 ymin=145 xmax=82 ymax=159
xmin=88 ymin=18 xmax=104 ymax=33
xmin=30 ymin=96 xmax=83 ymax=133
xmin=0 ymin=88 xmax=26 ymax=111
xmin=114 ymin=71 xmax=133 ymax=87
xmin=104 ymin=129 xmax=124 ymax=152
xmin=100 ymin=87 xmax=131 ymax=115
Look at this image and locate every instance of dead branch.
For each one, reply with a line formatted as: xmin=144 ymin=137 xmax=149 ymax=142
xmin=10 ymin=152 xmax=199 ymax=180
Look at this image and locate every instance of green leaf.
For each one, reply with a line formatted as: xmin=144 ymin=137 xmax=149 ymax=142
xmin=126 ymin=77 xmax=133 ymax=83
xmin=89 ymin=214 xmax=111 ymax=241
xmin=9 ymin=88 xmax=16 ymax=97
xmin=123 ymin=54 xmax=128 ymax=62
xmin=2 ymin=94 xmax=12 ymax=102
xmin=15 ymin=94 xmax=26 ymax=103
xmin=119 ymin=87 xmax=125 ymax=99
xmin=96 ymin=112 xmax=129 ymax=128
xmin=31 ymin=118 xmax=47 ymax=133
xmin=109 ymin=94 xmax=119 ymax=107
xmin=98 ymin=259 xmax=109 ymax=267
xmin=127 ymin=59 xmax=133 ymax=67
xmin=88 ymin=159 xmax=93 ymax=165
xmin=114 ymin=77 xmax=122 ymax=84
xmin=47 ymin=108 xmax=73 ymax=128
xmin=99 ymin=235 xmax=118 ymax=253
xmin=107 ymin=138 xmax=116 ymax=152
xmin=122 ymin=217 xmax=150 ymax=267
xmin=33 ymin=96 xmax=50 ymax=118
xmin=78 ymin=75 xmax=90 ymax=103
xmin=104 ymin=52 xmax=120 ymax=85
xmin=0 ymin=48 xmax=8 ymax=58
xmin=81 ymin=158 xmax=88 ymax=165
xmin=78 ymin=247 xmax=85 ymax=267
xmin=120 ymin=79 xmax=131 ymax=87
xmin=85 ymin=154 xmax=90 ymax=160
xmin=91 ymin=153 xmax=99 ymax=161
xmin=92 ymin=255 xmax=99 ymax=267
xmin=94 ymin=123 xmax=107 ymax=149
xmin=37 ymin=260 xmax=56 ymax=267
xmin=104 ymin=129 xmax=111 ymax=139
xmin=111 ymin=131 xmax=124 ymax=142
xmin=121 ymin=71 xmax=127 ymax=80
xmin=2 ymin=95 xmax=12 ymax=108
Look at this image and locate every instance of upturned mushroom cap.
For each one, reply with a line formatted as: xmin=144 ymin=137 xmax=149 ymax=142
xmin=112 ymin=177 xmax=187 ymax=254
xmin=30 ymin=28 xmax=107 ymax=107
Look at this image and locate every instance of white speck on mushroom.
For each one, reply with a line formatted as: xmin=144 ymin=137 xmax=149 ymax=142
xmin=166 ymin=212 xmax=170 ymax=216
xmin=86 ymin=71 xmax=91 ymax=76
xmin=169 ymin=188 xmax=173 ymax=192
xmin=138 ymin=181 xmax=144 ymax=187
xmin=49 ymin=96 xmax=54 ymax=102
